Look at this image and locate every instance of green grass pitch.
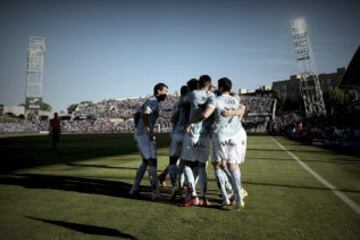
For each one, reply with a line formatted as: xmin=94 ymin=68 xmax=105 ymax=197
xmin=0 ymin=134 xmax=359 ymax=239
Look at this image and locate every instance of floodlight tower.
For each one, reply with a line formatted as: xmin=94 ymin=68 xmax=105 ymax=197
xmin=290 ymin=18 xmax=326 ymax=117
xmin=25 ymin=36 xmax=46 ymax=119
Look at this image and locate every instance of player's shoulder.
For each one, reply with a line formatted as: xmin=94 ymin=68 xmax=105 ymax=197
xmin=146 ymin=96 xmax=158 ymax=104
xmin=224 ymin=94 xmax=238 ymax=103
xmin=144 ymin=96 xmax=159 ymax=108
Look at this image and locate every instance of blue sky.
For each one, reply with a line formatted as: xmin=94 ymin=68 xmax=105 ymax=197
xmin=0 ymin=0 xmax=359 ymax=112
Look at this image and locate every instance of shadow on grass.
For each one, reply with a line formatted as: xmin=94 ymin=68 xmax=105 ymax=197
xmin=0 ymin=133 xmax=171 ymax=173
xmin=0 ymin=173 xmax=226 ymax=210
xmin=66 ymin=163 xmax=139 ymax=171
xmin=66 ymin=163 xmax=167 ymax=173
xmin=26 ymin=216 xmax=137 ymax=239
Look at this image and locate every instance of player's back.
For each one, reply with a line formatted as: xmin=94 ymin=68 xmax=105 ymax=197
xmin=50 ymin=118 xmax=60 ymax=132
xmin=213 ymin=94 xmax=241 ymax=137
xmin=189 ymin=90 xmax=210 ymax=136
xmin=191 ymin=90 xmax=209 ymax=113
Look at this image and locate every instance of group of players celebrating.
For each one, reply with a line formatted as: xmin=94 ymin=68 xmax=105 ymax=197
xmin=129 ymin=75 xmax=247 ymax=210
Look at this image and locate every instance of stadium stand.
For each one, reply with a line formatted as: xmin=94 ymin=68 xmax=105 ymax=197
xmin=0 ymin=93 xmax=277 ymax=134
xmin=240 ymin=92 xmax=277 ymax=133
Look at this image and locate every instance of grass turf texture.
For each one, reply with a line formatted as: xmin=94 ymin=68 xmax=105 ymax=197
xmin=0 ymin=134 xmax=359 ymax=240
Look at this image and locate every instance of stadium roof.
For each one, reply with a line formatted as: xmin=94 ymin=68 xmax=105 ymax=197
xmin=341 ymin=46 xmax=360 ymax=87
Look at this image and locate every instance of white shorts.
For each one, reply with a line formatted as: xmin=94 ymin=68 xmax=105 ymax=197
xmin=134 ymin=134 xmax=157 ymax=160
xmin=180 ymin=133 xmax=210 ymax=163
xmin=212 ymin=131 xmax=244 ymax=164
xmin=169 ymin=133 xmax=184 ymax=157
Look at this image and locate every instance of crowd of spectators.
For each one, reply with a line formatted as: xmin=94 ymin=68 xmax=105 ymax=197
xmin=268 ymin=111 xmax=360 ymax=152
xmin=240 ymin=95 xmax=276 ymax=133
xmin=0 ymin=96 xmax=178 ymax=134
xmin=1 ymin=94 xmax=277 ymax=135
xmin=240 ymin=95 xmax=275 ymax=115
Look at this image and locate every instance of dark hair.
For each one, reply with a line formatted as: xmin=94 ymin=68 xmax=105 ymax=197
xmin=218 ymin=77 xmax=232 ymax=92
xmin=180 ymin=85 xmax=188 ymax=97
xmin=187 ymin=78 xmax=198 ymax=91
xmin=153 ymin=83 xmax=168 ymax=95
xmin=199 ymin=75 xmax=211 ymax=88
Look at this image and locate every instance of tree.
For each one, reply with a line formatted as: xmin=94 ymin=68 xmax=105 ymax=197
xmin=324 ymin=87 xmax=342 ymax=109
xmin=80 ymin=101 xmax=93 ymax=105
xmin=67 ymin=104 xmax=78 ymax=114
xmin=40 ymin=102 xmax=52 ymax=112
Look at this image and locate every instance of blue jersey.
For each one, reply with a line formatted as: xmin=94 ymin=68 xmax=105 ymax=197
xmin=134 ymin=96 xmax=159 ymax=136
xmin=184 ymin=90 xmax=210 ymax=137
xmin=209 ymin=94 xmax=241 ymax=138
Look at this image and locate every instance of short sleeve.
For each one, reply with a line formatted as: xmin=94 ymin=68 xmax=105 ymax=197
xmin=207 ymin=97 xmax=217 ymax=109
xmin=144 ymin=99 xmax=158 ymax=114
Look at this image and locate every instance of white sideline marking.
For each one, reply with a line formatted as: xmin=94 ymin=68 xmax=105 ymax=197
xmin=269 ymin=136 xmax=360 ymax=215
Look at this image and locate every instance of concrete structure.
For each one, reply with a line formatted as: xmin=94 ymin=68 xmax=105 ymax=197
xmin=25 ymin=36 xmax=46 ymax=118
xmin=272 ymin=68 xmax=346 ymax=102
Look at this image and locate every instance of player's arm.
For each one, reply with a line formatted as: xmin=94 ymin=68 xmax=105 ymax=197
xmin=171 ymin=103 xmax=179 ymax=125
xmin=176 ymin=93 xmax=190 ymax=108
xmin=221 ymin=104 xmax=246 ymax=119
xmin=58 ymin=120 xmax=62 ymax=134
xmin=185 ymin=105 xmax=215 ymax=133
xmin=48 ymin=120 xmax=52 ymax=135
xmin=143 ymin=107 xmax=152 ymax=134
xmin=171 ymin=110 xmax=179 ymax=125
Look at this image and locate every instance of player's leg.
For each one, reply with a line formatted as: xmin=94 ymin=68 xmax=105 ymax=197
xmin=227 ymin=162 xmax=243 ymax=210
xmin=168 ymin=134 xmax=183 ymax=189
xmin=197 ymin=136 xmax=210 ymax=206
xmin=237 ymin=130 xmax=248 ymax=198
xmin=55 ymin=132 xmax=60 ymax=150
xmin=177 ymin=160 xmax=186 ymax=193
xmin=183 ymin=160 xmax=199 ymax=206
xmin=160 ymin=133 xmax=179 ymax=187
xmin=213 ymin=160 xmax=229 ymax=206
xmin=168 ymin=156 xmax=178 ymax=188
xmin=238 ymin=126 xmax=247 ymax=165
xmin=221 ymin=165 xmax=233 ymax=192
xmin=130 ymin=158 xmax=148 ymax=195
xmin=158 ymin=166 xmax=168 ymax=187
xmin=51 ymin=133 xmax=57 ymax=150
xmin=130 ymin=135 xmax=150 ymax=195
xmin=180 ymin=134 xmax=199 ymax=206
xmin=148 ymin=139 xmax=161 ymax=200
xmin=227 ymin=139 xmax=244 ymax=210
xmin=197 ymin=161 xmax=209 ymax=206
